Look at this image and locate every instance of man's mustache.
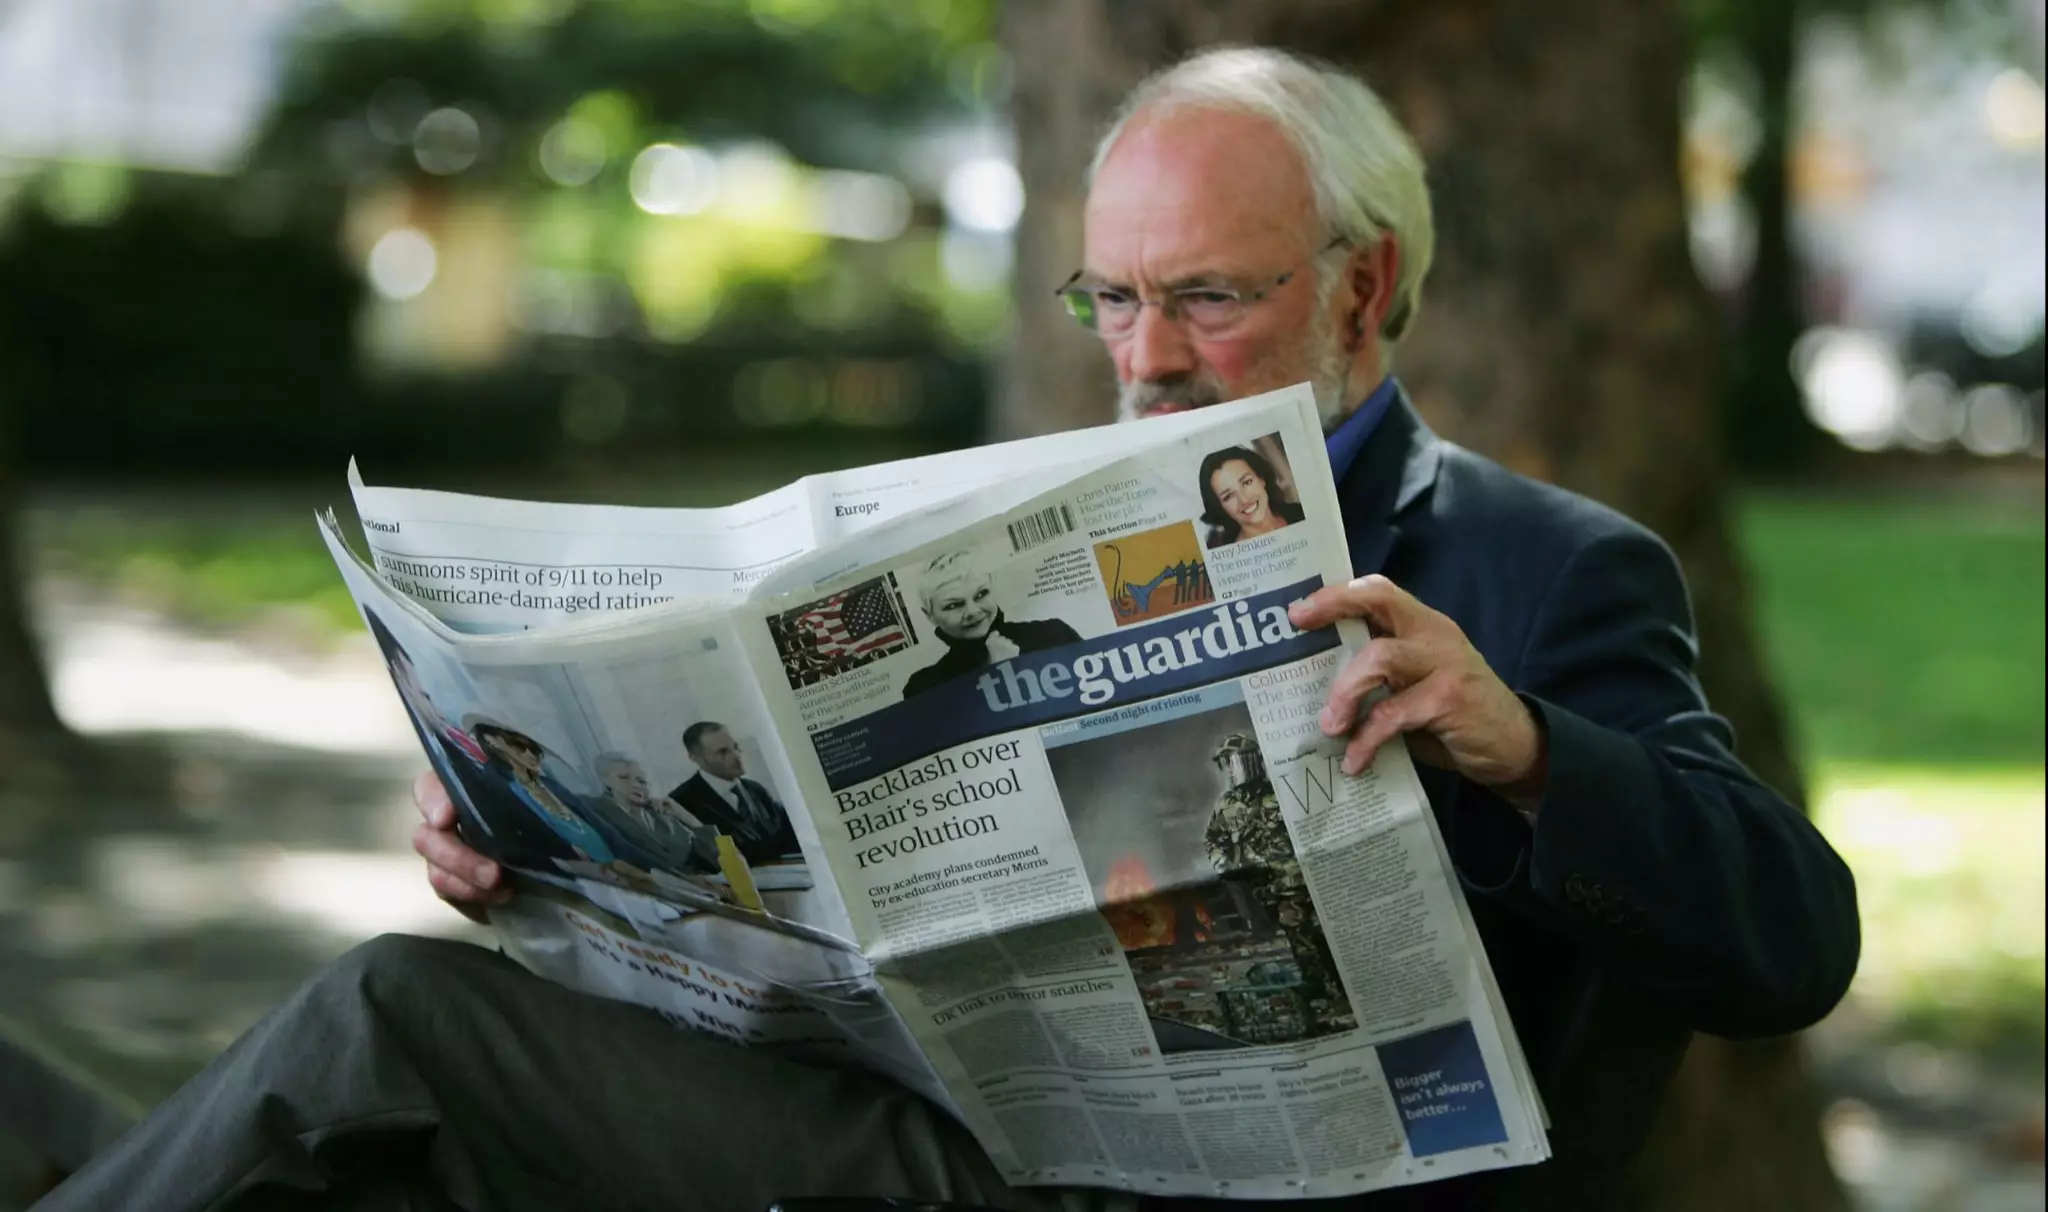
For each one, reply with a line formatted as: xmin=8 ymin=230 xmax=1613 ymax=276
xmin=1119 ymin=377 xmax=1228 ymax=415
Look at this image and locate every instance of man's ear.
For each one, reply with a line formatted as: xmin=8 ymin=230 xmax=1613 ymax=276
xmin=1344 ymin=238 xmax=1402 ymax=350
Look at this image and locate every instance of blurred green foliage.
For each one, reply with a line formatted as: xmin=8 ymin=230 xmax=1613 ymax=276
xmin=31 ymin=510 xmax=367 ymax=633
xmin=0 ymin=0 xmax=1013 ymax=476
xmin=259 ymin=0 xmax=1000 ymax=182
xmin=248 ymin=0 xmax=1010 ymax=345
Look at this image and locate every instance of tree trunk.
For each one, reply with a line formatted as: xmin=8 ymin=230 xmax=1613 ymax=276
xmin=998 ymin=0 xmax=1845 ymax=1206
xmin=0 ymin=404 xmax=74 ymax=825
xmin=1724 ymin=0 xmax=1824 ymax=476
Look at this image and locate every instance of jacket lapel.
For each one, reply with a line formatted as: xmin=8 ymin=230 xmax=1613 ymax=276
xmin=1339 ymin=387 xmax=1443 ymax=579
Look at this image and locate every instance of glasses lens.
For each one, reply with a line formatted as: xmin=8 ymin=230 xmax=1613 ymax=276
xmin=1092 ymin=291 xmax=1141 ymax=336
xmin=1178 ymin=291 xmax=1245 ymax=337
xmin=1059 ymin=289 xmax=1098 ymax=331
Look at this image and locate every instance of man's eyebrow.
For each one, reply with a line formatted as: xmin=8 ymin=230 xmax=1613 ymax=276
xmin=1069 ymin=270 xmax=1128 ymax=291
xmin=1074 ymin=267 xmax=1241 ymax=291
xmin=1162 ymin=270 xmax=1240 ymax=291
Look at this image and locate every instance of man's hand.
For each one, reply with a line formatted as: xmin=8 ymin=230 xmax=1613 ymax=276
xmin=412 ymin=771 xmax=513 ymax=924
xmin=1289 ymin=575 xmax=1547 ymax=792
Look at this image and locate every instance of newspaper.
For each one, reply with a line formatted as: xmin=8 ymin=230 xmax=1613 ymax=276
xmin=322 ymin=384 xmax=1550 ymax=1199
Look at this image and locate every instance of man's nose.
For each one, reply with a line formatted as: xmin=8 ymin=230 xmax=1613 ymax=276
xmin=1122 ymin=304 xmax=1197 ymax=383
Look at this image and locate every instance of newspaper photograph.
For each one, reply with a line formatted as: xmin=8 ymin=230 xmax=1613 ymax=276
xmin=319 ymin=383 xmax=1550 ymax=1201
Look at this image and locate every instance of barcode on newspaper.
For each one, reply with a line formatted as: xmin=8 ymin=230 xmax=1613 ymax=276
xmin=1006 ymin=504 xmax=1076 ymax=552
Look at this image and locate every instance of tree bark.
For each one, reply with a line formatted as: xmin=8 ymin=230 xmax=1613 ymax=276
xmin=998 ymin=0 xmax=1845 ymax=1205
xmin=1724 ymin=0 xmax=1825 ymax=476
xmin=0 ymin=404 xmax=75 ymax=824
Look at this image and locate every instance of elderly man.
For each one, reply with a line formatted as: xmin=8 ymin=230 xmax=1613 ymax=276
xmin=33 ymin=47 xmax=1857 ymax=1212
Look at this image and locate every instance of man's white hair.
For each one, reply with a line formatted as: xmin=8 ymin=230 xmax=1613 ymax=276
xmin=1090 ymin=47 xmax=1434 ymax=343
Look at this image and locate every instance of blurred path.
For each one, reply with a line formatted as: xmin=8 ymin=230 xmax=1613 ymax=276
xmin=1 ymin=587 xmax=489 ymax=1205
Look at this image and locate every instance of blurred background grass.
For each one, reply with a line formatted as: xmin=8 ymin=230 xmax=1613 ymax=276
xmin=1740 ymin=493 xmax=2044 ymax=766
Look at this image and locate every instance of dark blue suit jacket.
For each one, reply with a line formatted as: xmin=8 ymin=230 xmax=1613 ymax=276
xmin=1334 ymin=395 xmax=1859 ymax=1209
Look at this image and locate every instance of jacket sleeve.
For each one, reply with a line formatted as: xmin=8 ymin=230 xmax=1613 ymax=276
xmin=1447 ymin=529 xmax=1860 ymax=1039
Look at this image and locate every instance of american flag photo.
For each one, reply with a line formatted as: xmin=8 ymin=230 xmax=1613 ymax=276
xmin=768 ymin=573 xmax=917 ymax=689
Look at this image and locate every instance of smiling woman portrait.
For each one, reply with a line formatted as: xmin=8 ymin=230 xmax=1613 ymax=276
xmin=1198 ymin=441 xmax=1306 ymax=547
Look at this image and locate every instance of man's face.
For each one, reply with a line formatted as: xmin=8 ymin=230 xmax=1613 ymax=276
xmin=690 ymin=729 xmax=746 ymax=781
xmin=924 ymin=573 xmax=998 ymax=641
xmin=601 ymin=760 xmax=652 ymax=808
xmin=1083 ymin=108 xmax=1353 ymax=424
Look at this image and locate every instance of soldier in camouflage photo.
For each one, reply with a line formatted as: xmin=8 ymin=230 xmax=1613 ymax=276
xmin=1041 ymin=697 xmax=1357 ymax=1054
xmin=1204 ymin=732 xmax=1352 ymax=1038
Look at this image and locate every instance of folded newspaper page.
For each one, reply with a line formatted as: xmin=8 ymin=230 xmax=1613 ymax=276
xmin=322 ymin=384 xmax=1550 ymax=1199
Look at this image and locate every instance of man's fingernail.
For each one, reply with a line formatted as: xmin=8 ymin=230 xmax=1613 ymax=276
xmin=475 ymin=863 xmax=498 ymax=887
xmin=1320 ymin=707 xmax=1342 ymax=733
xmin=1342 ymin=754 xmax=1363 ymax=776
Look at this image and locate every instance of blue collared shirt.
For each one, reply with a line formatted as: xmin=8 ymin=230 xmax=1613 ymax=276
xmin=1324 ymin=376 xmax=1399 ymax=485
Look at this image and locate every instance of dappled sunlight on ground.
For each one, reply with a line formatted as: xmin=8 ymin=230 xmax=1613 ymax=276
xmin=1810 ymin=765 xmax=2046 ymax=1212
xmin=46 ymin=602 xmax=418 ymax=755
xmin=1816 ymin=766 xmax=2045 ymax=1055
xmin=84 ymin=840 xmax=466 ymax=940
xmin=0 ymin=726 xmax=487 ymax=1107
xmin=5 ymin=604 xmax=487 ymax=1114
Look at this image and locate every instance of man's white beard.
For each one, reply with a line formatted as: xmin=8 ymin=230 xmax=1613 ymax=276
xmin=1114 ymin=330 xmax=1356 ymax=432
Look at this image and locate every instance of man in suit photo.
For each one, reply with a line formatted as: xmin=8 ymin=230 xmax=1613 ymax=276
xmin=35 ymin=46 xmax=1858 ymax=1212
xmin=668 ymin=720 xmax=800 ymax=867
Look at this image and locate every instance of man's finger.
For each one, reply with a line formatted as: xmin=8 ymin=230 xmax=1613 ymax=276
xmin=411 ymin=822 xmax=499 ymax=891
xmin=426 ymin=863 xmax=487 ymax=904
xmin=413 ymin=770 xmax=455 ymax=829
xmin=426 ymin=863 xmax=510 ymax=908
xmin=426 ymin=867 xmax=501 ymax=925
xmin=1290 ymin=574 xmax=1429 ymax=635
xmin=1341 ymin=679 xmax=1442 ymax=775
xmin=1321 ymin=637 xmax=1433 ymax=736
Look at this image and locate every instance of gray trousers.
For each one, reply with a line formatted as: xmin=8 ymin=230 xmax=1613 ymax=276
xmin=32 ymin=935 xmax=1062 ymax=1212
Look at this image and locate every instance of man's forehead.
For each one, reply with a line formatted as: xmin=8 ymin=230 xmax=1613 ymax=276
xmin=1084 ymin=107 xmax=1317 ymax=282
